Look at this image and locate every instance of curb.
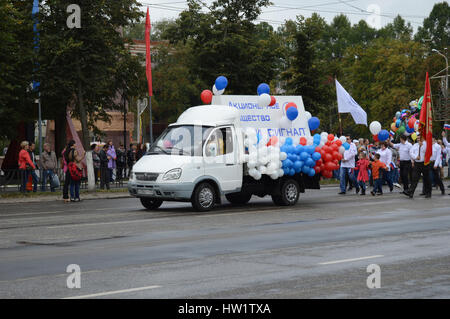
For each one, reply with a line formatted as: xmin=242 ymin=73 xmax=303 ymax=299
xmin=0 ymin=193 xmax=132 ymax=204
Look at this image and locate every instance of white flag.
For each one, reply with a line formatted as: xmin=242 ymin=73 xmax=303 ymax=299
xmin=336 ymin=79 xmax=367 ymax=126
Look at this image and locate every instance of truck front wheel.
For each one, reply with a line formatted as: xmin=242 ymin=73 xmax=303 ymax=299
xmin=140 ymin=198 xmax=163 ymax=210
xmin=225 ymin=192 xmax=252 ymax=206
xmin=272 ymin=179 xmax=299 ymax=206
xmin=192 ymin=182 xmax=216 ymax=212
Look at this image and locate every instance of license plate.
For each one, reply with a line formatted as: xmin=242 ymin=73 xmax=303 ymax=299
xmin=138 ymin=189 xmax=154 ymax=195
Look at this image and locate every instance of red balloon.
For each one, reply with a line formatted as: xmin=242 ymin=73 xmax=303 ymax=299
xmin=332 ymin=151 xmax=340 ymax=160
xmin=300 ymin=137 xmax=307 ymax=146
xmin=322 ymin=170 xmax=333 ymax=179
xmin=408 ymin=117 xmax=415 ymax=128
xmin=324 ymin=153 xmax=333 ymax=162
xmin=334 ymin=140 xmax=342 ymax=147
xmin=314 ymin=166 xmax=321 ymax=174
xmin=201 ymin=90 xmax=213 ymax=104
xmin=267 ymin=136 xmax=278 ymax=146
xmin=322 ymin=145 xmax=330 ymax=153
xmin=285 ymin=102 xmax=297 ymax=112
xmin=373 ymin=134 xmax=379 ymax=142
xmin=269 ymin=96 xmax=276 ymax=106
xmin=315 ymin=159 xmax=323 ymax=167
xmin=331 ymin=143 xmax=339 ymax=151
xmin=327 ymin=134 xmax=335 ymax=141
xmin=326 ymin=141 xmax=332 ymax=146
xmin=315 ymin=146 xmax=321 ymax=153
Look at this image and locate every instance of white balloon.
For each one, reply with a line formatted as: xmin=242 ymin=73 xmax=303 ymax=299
xmin=280 ymin=152 xmax=287 ymax=160
xmin=304 ymin=111 xmax=312 ymax=121
xmin=339 ymin=136 xmax=346 ymax=143
xmin=306 ymin=136 xmax=314 ymax=145
xmin=248 ymin=160 xmax=257 ymax=168
xmin=278 ymin=160 xmax=283 ymax=168
xmin=257 ymin=146 xmax=268 ymax=157
xmin=270 ymin=172 xmax=279 ymax=180
xmin=243 ymin=154 xmax=249 ymax=162
xmin=249 ymin=153 xmax=258 ymax=162
xmin=244 ymin=138 xmax=250 ymax=147
xmin=278 ymin=136 xmax=286 ymax=145
xmin=249 ymin=168 xmax=258 ymax=176
xmin=253 ymin=171 xmax=262 ymax=180
xmin=268 ymin=162 xmax=278 ymax=172
xmin=258 ymin=93 xmax=271 ymax=107
xmin=278 ymin=168 xmax=284 ymax=177
xmin=319 ymin=141 xmax=325 ymax=147
xmin=339 ymin=146 xmax=345 ymax=154
xmin=279 ymin=116 xmax=291 ymax=129
xmin=212 ymin=84 xmax=225 ymax=96
xmin=321 ymin=132 xmax=328 ymax=138
xmin=257 ymin=165 xmax=267 ymax=174
xmin=369 ymin=121 xmax=382 ymax=135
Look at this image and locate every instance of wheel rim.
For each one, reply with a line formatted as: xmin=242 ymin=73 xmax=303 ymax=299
xmin=285 ymin=183 xmax=298 ymax=202
xmin=199 ymin=187 xmax=213 ymax=207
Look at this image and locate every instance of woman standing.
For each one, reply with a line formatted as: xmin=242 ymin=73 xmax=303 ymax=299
xmin=66 ymin=141 xmax=85 ymax=202
xmin=18 ymin=141 xmax=36 ymax=193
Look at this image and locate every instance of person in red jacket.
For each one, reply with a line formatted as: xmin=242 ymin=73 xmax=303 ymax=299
xmin=356 ymin=151 xmax=370 ymax=195
xmin=18 ymin=141 xmax=36 ymax=193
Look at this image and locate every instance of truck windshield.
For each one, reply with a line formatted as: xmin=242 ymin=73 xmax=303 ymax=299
xmin=147 ymin=125 xmax=213 ymax=156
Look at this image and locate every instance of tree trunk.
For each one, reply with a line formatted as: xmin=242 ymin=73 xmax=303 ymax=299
xmin=76 ymin=62 xmax=95 ymax=191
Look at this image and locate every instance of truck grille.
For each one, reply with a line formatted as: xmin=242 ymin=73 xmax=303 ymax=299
xmin=135 ymin=173 xmax=159 ymax=181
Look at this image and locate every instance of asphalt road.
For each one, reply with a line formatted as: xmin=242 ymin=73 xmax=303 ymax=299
xmin=0 ymin=185 xmax=449 ymax=299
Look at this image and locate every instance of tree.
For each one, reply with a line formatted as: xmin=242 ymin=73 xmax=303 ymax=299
xmin=415 ymin=1 xmax=450 ymax=51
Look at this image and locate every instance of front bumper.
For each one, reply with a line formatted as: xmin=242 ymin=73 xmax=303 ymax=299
xmin=128 ymin=181 xmax=194 ymax=201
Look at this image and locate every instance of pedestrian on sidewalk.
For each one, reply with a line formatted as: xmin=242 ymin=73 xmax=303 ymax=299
xmin=99 ymin=144 xmax=110 ymax=190
xmin=62 ymin=141 xmax=74 ymax=203
xmin=106 ymin=140 xmax=116 ymax=183
xmin=66 ymin=141 xmax=85 ymax=202
xmin=370 ymin=153 xmax=387 ymax=196
xmin=116 ymin=143 xmax=126 ymax=181
xmin=27 ymin=142 xmax=39 ymax=192
xmin=356 ymin=151 xmax=369 ymax=195
xmin=91 ymin=143 xmax=100 ymax=185
xmin=126 ymin=143 xmax=137 ymax=177
xmin=40 ymin=143 xmax=57 ymax=192
xmin=18 ymin=141 xmax=36 ymax=193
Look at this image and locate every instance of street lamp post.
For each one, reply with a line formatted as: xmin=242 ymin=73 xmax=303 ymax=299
xmin=432 ymin=48 xmax=449 ymax=96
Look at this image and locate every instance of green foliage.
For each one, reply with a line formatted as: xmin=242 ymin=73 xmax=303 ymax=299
xmin=415 ymin=1 xmax=450 ymax=51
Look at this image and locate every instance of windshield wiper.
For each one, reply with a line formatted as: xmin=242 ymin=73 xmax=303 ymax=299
xmin=148 ymin=145 xmax=169 ymax=155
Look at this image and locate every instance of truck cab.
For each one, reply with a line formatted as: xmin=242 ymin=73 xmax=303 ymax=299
xmin=128 ymin=99 xmax=320 ymax=211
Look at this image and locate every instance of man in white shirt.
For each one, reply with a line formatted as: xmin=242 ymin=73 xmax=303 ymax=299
xmin=442 ymin=131 xmax=450 ymax=189
xmin=339 ymin=136 xmax=359 ymax=194
xmin=390 ymin=135 xmax=412 ymax=192
xmin=376 ymin=142 xmax=394 ymax=192
xmin=403 ymin=136 xmax=431 ymax=198
xmin=428 ymin=137 xmax=445 ymax=195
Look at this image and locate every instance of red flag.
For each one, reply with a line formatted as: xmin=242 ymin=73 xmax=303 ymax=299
xmin=419 ymin=72 xmax=433 ymax=165
xmin=145 ymin=7 xmax=152 ymax=97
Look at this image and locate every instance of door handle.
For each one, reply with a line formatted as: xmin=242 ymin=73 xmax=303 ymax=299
xmin=226 ymin=163 xmax=235 ymax=166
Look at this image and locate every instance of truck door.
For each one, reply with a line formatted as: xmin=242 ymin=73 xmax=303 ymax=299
xmin=204 ymin=126 xmax=242 ymax=192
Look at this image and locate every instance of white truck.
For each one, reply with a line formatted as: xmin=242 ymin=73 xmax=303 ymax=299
xmin=128 ymin=95 xmax=320 ymax=211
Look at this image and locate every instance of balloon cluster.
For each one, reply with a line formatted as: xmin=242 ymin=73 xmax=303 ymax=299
xmin=244 ymin=128 xmax=284 ymax=180
xmin=257 ymin=83 xmax=277 ymax=107
xmin=369 ymin=95 xmax=422 ymax=142
xmin=201 ymin=76 xmax=228 ymax=104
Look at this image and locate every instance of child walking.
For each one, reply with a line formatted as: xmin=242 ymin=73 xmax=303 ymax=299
xmin=370 ymin=153 xmax=387 ymax=196
xmin=356 ymin=152 xmax=369 ymax=195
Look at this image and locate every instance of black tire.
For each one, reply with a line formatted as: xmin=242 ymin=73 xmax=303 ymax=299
xmin=191 ymin=182 xmax=216 ymax=212
xmin=272 ymin=179 xmax=300 ymax=206
xmin=140 ymin=197 xmax=163 ymax=210
xmin=225 ymin=192 xmax=252 ymax=206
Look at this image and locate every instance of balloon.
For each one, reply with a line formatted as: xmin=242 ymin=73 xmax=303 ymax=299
xmin=215 ymin=76 xmax=228 ymax=90
xmin=378 ymin=129 xmax=389 ymax=141
xmin=343 ymin=142 xmax=350 ymax=150
xmin=325 ymin=162 xmax=335 ymax=171
xmin=406 ymin=126 xmax=415 ymax=133
xmin=395 ymin=119 xmax=401 ymax=128
xmin=200 ymin=90 xmax=213 ymax=104
xmin=335 ymin=140 xmax=342 ymax=147
xmin=324 ymin=153 xmax=333 ymax=162
xmin=408 ymin=117 xmax=416 ymax=128
xmin=397 ymin=126 xmax=406 ymax=135
xmin=304 ymin=111 xmax=312 ymax=121
xmin=257 ymin=83 xmax=270 ymax=95
xmin=395 ymin=112 xmax=401 ymax=119
xmin=212 ymin=84 xmax=224 ymax=96
xmin=299 ymin=137 xmax=307 ymax=146
xmin=267 ymin=136 xmax=278 ymax=147
xmin=269 ymin=96 xmax=276 ymax=106
xmin=312 ymin=152 xmax=321 ymax=161
xmin=418 ymin=96 xmax=423 ymax=110
xmin=286 ymin=107 xmax=299 ymax=121
xmin=373 ymin=134 xmax=379 ymax=142
xmin=391 ymin=123 xmax=398 ymax=132
xmin=369 ymin=121 xmax=382 ymax=135
xmin=411 ymin=132 xmax=417 ymax=141
xmin=300 ymin=152 xmax=309 ymax=161
xmin=327 ymin=134 xmax=335 ymax=141
xmin=308 ymin=117 xmax=320 ymax=131
xmin=280 ymin=152 xmax=287 ymax=160
xmin=294 ymin=161 xmax=303 ymax=171
xmin=285 ymin=102 xmax=297 ymax=112
xmin=285 ymin=137 xmax=293 ymax=145
xmin=258 ymin=93 xmax=271 ymax=107
xmin=314 ymin=166 xmax=321 ymax=174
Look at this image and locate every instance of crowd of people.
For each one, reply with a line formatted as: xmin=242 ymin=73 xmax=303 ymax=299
xmin=17 ymin=139 xmax=149 ymax=202
xmin=337 ymin=131 xmax=450 ymax=198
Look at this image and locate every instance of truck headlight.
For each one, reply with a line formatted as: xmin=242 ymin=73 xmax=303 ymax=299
xmin=163 ymin=168 xmax=182 ymax=180
xmin=130 ymin=170 xmax=135 ymax=181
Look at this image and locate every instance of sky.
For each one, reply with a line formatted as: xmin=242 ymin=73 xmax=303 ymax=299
xmin=138 ymin=0 xmax=446 ymax=32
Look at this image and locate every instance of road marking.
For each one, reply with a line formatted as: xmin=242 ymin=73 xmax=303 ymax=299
xmin=62 ymin=285 xmax=161 ymax=299
xmin=46 ymin=218 xmax=170 ymax=229
xmin=318 ymin=255 xmax=384 ymax=265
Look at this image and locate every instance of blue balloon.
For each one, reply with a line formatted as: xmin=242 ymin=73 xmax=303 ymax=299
xmin=378 ymin=129 xmax=389 ymax=141
xmin=395 ymin=119 xmax=401 ymax=128
xmin=285 ymin=137 xmax=293 ymax=145
xmin=283 ymin=167 xmax=290 ymax=175
xmin=406 ymin=126 xmax=415 ymax=133
xmin=298 ymin=160 xmax=304 ymax=168
xmin=294 ymin=166 xmax=302 ymax=173
xmin=289 ymin=168 xmax=295 ymax=176
xmin=215 ymin=76 xmax=228 ymax=90
xmin=312 ymin=152 xmax=321 ymax=161
xmin=343 ymin=142 xmax=350 ymax=150
xmin=395 ymin=111 xmax=401 ymax=119
xmin=300 ymin=152 xmax=309 ymax=161
xmin=308 ymin=168 xmax=315 ymax=177
xmin=306 ymin=158 xmax=315 ymax=167
xmin=302 ymin=166 xmax=310 ymax=174
xmin=288 ymin=154 xmax=297 ymax=162
xmin=306 ymin=146 xmax=315 ymax=155
xmin=257 ymin=83 xmax=270 ymax=95
xmin=280 ymin=145 xmax=288 ymax=153
xmin=286 ymin=107 xmax=299 ymax=121
xmin=294 ymin=161 xmax=302 ymax=170
xmin=287 ymin=145 xmax=295 ymax=154
xmin=308 ymin=117 xmax=320 ymax=131
xmin=256 ymin=131 xmax=262 ymax=144
xmin=285 ymin=159 xmax=293 ymax=168
xmin=296 ymin=145 xmax=304 ymax=154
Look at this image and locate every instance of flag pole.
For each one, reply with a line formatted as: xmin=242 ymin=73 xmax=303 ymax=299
xmin=149 ymin=95 xmax=153 ymax=144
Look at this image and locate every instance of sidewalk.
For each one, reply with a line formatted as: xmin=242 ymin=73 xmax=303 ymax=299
xmin=0 ymin=189 xmax=131 ymax=204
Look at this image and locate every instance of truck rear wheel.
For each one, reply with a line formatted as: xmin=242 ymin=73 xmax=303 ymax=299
xmin=140 ymin=198 xmax=163 ymax=210
xmin=272 ymin=179 xmax=299 ymax=206
xmin=192 ymin=182 xmax=216 ymax=212
xmin=225 ymin=192 xmax=252 ymax=206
